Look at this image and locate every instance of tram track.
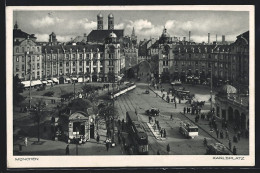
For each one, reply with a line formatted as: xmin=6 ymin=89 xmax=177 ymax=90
xmin=120 ymin=90 xmax=168 ymax=155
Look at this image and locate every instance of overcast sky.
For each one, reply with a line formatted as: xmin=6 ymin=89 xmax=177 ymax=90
xmin=13 ymin=10 xmax=249 ymax=43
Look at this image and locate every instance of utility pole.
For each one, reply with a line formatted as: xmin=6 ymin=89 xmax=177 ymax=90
xmin=112 ymin=74 xmax=115 ymax=146
xmin=210 ymin=62 xmax=213 ymax=111
xmin=28 ymin=52 xmax=32 ymax=109
xmin=74 ymin=81 xmax=76 ymax=99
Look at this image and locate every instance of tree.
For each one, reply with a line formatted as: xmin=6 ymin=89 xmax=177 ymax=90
xmin=13 ymin=75 xmax=25 ymax=106
xmin=30 ymin=99 xmax=46 ymax=142
xmin=107 ymin=71 xmax=116 ymax=82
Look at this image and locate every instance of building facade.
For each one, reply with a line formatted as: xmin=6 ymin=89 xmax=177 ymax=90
xmin=154 ymin=28 xmax=249 ymax=90
xmin=41 ymin=32 xmax=122 ymax=83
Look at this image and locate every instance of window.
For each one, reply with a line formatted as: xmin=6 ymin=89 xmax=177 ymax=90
xmin=86 ymin=68 xmax=90 ymax=73
xmin=66 ymin=62 xmax=69 ymax=67
xmin=22 ymin=73 xmax=24 ymax=77
xmin=22 ymin=65 xmax=25 ymax=71
xmin=73 ymin=54 xmax=76 ymax=59
xmin=109 ymin=60 xmax=113 ymax=66
xmin=32 ymin=47 xmax=35 ymax=52
xmin=80 ymin=54 xmax=83 ymax=59
xmin=16 ymin=56 xmax=19 ymax=62
xmin=175 ymin=61 xmax=178 ymax=66
xmin=53 ymin=55 xmax=56 ymax=60
xmin=195 ymin=61 xmax=198 ymax=66
xmin=79 ymin=61 xmax=82 ymax=66
xmin=73 ymin=61 xmax=76 ymax=66
xmin=60 ymin=69 xmax=63 ymax=74
xmin=215 ymin=62 xmax=218 ymax=67
xmin=32 ymin=64 xmax=35 ymax=70
xmin=37 ymin=63 xmax=40 ymax=69
xmin=16 ymin=66 xmax=19 ymax=72
xmin=37 ymin=56 xmax=40 ymax=61
xmin=87 ymin=61 xmax=90 ymax=66
xmin=47 ymin=63 xmax=50 ymax=68
xmin=22 ymin=47 xmax=24 ymax=52
xmin=73 ymin=68 xmax=76 ymax=72
xmin=60 ymin=62 xmax=63 ymax=67
xmin=79 ymin=68 xmax=82 ymax=72
xmin=93 ymin=61 xmax=97 ymax=66
xmin=32 ymin=56 xmax=35 ymax=61
xmin=22 ymin=56 xmax=24 ymax=62
xmin=109 ymin=54 xmax=114 ymax=59
xmin=37 ymin=47 xmax=40 ymax=52
xmin=37 ymin=71 xmax=40 ymax=75
xmin=16 ymin=47 xmax=19 ymax=53
xmin=47 ymin=55 xmax=50 ymax=60
xmin=27 ymin=47 xmax=30 ymax=52
xmin=109 ymin=68 xmax=114 ymax=72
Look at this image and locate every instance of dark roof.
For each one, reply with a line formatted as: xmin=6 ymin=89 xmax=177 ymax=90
xmin=172 ymin=44 xmax=231 ymax=53
xmin=13 ymin=29 xmax=36 ymax=39
xmin=87 ymin=30 xmax=124 ymax=43
xmin=42 ymin=44 xmax=105 ymax=53
xmin=150 ymin=40 xmax=159 ymax=49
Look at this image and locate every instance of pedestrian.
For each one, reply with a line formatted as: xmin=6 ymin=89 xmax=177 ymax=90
xmin=157 ymin=150 xmax=160 ymax=155
xmin=229 ymin=140 xmax=232 ymax=150
xmin=216 ymin=129 xmax=219 ymax=138
xmin=96 ymin=134 xmax=100 ymax=143
xmin=233 ymin=146 xmax=237 ymax=155
xmin=183 ymin=107 xmax=186 ymax=114
xmin=167 ymin=144 xmax=170 ymax=154
xmin=163 ymin=129 xmax=166 ymax=138
xmin=65 ymin=145 xmax=70 ymax=155
xmin=220 ymin=130 xmax=223 ymax=139
xmin=106 ymin=140 xmax=110 ymax=152
xmin=237 ymin=131 xmax=241 ymax=141
xmin=225 ymin=129 xmax=229 ymax=139
xmin=174 ymin=102 xmax=177 ymax=109
xmin=170 ymin=114 xmax=173 ymax=120
xmin=118 ymin=135 xmax=121 ymax=144
xmin=179 ymin=99 xmax=181 ymax=104
xmin=160 ymin=129 xmax=163 ymax=137
xmin=24 ymin=137 xmax=28 ymax=147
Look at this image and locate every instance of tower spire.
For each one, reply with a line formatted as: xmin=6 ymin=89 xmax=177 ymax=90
xmin=14 ymin=20 xmax=18 ymax=30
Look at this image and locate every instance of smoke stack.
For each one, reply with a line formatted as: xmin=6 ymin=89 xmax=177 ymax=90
xmin=208 ymin=33 xmax=210 ymax=44
xmin=222 ymin=35 xmax=225 ymax=43
xmin=189 ymin=31 xmax=191 ymax=42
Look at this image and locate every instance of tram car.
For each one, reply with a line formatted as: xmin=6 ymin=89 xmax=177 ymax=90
xmin=110 ymin=82 xmax=136 ymax=99
xmin=179 ymin=120 xmax=199 ymax=138
xmin=126 ymin=111 xmax=149 ymax=154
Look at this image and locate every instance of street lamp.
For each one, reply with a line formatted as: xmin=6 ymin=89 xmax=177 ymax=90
xmin=76 ymin=127 xmax=79 ymax=155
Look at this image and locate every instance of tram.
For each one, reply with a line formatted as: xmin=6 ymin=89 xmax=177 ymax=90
xmin=179 ymin=120 xmax=199 ymax=138
xmin=126 ymin=111 xmax=148 ymax=154
xmin=110 ymin=82 xmax=136 ymax=99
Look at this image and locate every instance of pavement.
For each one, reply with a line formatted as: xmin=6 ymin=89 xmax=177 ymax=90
xmin=148 ymin=83 xmax=249 ymax=155
xmin=14 ymin=120 xmax=123 ymax=155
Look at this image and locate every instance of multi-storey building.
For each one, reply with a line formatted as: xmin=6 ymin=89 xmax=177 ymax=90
xmin=42 ymin=32 xmax=122 ymax=83
xmin=13 ymin=23 xmax=42 ymax=81
xmin=154 ymin=27 xmax=249 ymax=89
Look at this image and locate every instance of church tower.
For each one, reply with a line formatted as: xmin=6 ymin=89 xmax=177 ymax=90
xmin=131 ymin=27 xmax=137 ymax=45
xmin=108 ymin=13 xmax=114 ymax=30
xmin=14 ymin=21 xmax=19 ymax=30
xmin=97 ymin=12 xmax=103 ymax=30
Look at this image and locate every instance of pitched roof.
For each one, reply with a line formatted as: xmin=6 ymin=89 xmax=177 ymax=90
xmin=13 ymin=29 xmax=36 ymax=39
xmin=42 ymin=44 xmax=105 ymax=53
xmin=87 ymin=29 xmax=124 ymax=43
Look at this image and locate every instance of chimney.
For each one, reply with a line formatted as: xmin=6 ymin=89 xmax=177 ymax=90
xmin=189 ymin=31 xmax=191 ymax=42
xmin=84 ymin=33 xmax=87 ymax=37
xmin=222 ymin=35 xmax=225 ymax=43
xmin=208 ymin=33 xmax=210 ymax=44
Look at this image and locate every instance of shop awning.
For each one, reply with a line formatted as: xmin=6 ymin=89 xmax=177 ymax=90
xmin=47 ymin=80 xmax=53 ymax=83
xmin=42 ymin=81 xmax=47 ymax=84
xmin=72 ymin=77 xmax=78 ymax=81
xmin=52 ymin=78 xmax=59 ymax=82
xmin=21 ymin=81 xmax=31 ymax=87
xmin=65 ymin=78 xmax=71 ymax=81
xmin=31 ymin=80 xmax=42 ymax=86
